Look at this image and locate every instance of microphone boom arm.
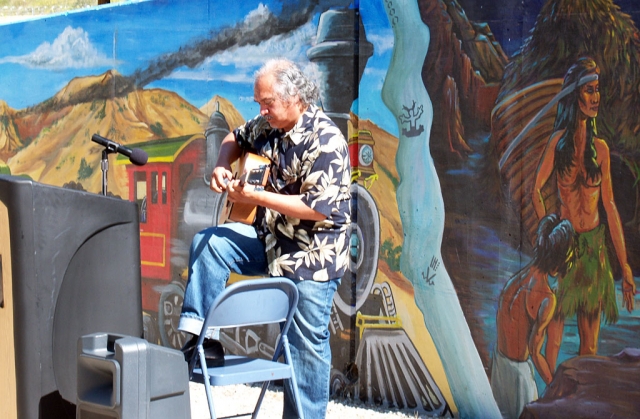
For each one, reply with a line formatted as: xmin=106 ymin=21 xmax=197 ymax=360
xmin=91 ymin=133 xmax=148 ymax=196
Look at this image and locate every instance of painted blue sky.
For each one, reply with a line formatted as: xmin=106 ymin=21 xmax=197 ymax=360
xmin=3 ymin=0 xmax=636 ymax=137
xmin=0 ymin=0 xmax=398 ymax=134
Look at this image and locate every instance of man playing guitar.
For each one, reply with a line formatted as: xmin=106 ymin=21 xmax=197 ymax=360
xmin=179 ymin=58 xmax=351 ymax=419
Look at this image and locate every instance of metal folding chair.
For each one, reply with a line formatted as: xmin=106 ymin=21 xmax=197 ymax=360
xmin=187 ymin=277 xmax=303 ymax=419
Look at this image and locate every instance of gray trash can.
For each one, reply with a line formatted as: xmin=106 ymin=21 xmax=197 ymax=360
xmin=77 ymin=333 xmax=191 ymax=419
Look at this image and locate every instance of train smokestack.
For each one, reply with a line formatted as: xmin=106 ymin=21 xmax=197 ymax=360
xmin=307 ymin=8 xmax=374 ymax=138
xmin=204 ymin=101 xmax=230 ymax=184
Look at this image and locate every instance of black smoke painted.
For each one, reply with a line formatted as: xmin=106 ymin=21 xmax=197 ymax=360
xmin=30 ymin=0 xmax=353 ymax=114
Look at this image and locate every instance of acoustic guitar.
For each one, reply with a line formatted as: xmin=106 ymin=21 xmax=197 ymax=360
xmin=216 ymin=152 xmax=271 ymax=225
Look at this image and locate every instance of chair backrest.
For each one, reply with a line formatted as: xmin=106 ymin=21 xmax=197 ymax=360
xmin=201 ymin=277 xmax=299 ymax=336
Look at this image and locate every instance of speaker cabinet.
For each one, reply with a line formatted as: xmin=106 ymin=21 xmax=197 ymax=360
xmin=0 ymin=175 xmax=143 ymax=419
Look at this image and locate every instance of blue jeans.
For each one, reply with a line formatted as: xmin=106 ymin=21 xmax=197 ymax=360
xmin=179 ymin=223 xmax=268 ymax=335
xmin=283 ymin=277 xmax=339 ymax=419
xmin=179 ymin=223 xmax=339 ymax=419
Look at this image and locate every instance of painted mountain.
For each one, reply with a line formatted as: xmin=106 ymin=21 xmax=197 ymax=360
xmin=0 ymin=70 xmax=244 ymax=197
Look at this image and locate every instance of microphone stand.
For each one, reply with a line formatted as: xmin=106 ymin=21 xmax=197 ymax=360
xmin=100 ymin=148 xmax=115 ymax=196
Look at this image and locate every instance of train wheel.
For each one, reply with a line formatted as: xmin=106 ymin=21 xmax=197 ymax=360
xmin=158 ymin=281 xmax=188 ymax=349
xmin=143 ymin=311 xmax=160 ymax=344
xmin=330 ymin=369 xmax=347 ymax=397
xmin=333 ymin=183 xmax=380 ymax=315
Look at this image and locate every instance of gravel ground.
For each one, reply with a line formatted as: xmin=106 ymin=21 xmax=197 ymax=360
xmin=189 ymin=383 xmax=425 ymax=419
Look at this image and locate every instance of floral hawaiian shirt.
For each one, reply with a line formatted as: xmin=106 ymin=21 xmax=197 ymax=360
xmin=234 ymin=105 xmax=351 ymax=282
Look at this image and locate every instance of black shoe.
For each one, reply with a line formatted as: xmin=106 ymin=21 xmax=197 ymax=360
xmin=181 ymin=335 xmax=225 ymax=367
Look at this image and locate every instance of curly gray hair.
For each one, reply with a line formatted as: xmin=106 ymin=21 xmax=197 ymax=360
xmin=255 ymin=59 xmax=320 ymax=107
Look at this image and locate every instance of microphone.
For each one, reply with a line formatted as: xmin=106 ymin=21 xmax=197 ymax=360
xmin=91 ymin=134 xmax=148 ymax=166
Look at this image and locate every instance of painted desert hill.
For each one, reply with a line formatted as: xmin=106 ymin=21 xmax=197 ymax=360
xmin=200 ymin=95 xmax=245 ymax=129
xmin=0 ymin=70 xmax=244 ymax=197
xmin=0 ymin=99 xmax=20 ymax=162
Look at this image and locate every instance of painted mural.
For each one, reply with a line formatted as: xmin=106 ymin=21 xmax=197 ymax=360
xmin=1 ymin=0 xmax=639 ymax=418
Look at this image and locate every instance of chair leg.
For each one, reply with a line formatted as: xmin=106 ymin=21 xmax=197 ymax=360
xmin=251 ymin=381 xmax=271 ymax=419
xmin=199 ymin=346 xmax=217 ymax=419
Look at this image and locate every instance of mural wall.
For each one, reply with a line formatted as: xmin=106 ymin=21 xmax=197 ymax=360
xmin=1 ymin=0 xmax=639 ymax=417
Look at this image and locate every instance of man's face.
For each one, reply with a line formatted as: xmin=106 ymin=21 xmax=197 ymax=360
xmin=254 ymin=74 xmax=303 ymax=131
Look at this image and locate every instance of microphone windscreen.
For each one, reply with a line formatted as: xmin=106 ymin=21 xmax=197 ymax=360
xmin=130 ymin=148 xmax=148 ymax=166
